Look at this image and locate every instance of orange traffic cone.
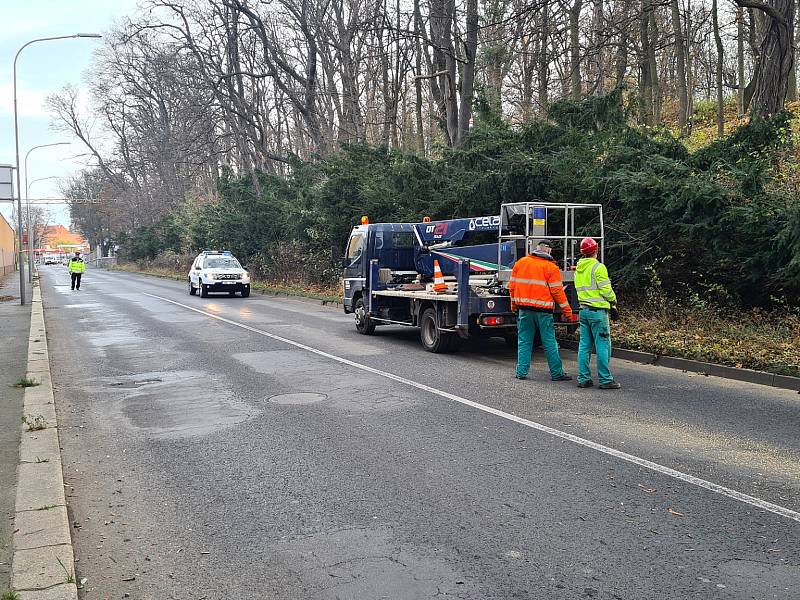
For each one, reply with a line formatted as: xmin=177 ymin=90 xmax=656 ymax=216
xmin=432 ymin=260 xmax=448 ymax=293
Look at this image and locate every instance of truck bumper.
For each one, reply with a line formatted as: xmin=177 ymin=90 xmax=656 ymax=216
xmin=205 ymin=282 xmax=249 ymax=293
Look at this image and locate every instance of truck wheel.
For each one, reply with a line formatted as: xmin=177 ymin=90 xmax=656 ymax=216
xmin=354 ymin=297 xmax=375 ymax=335
xmin=420 ymin=307 xmax=456 ymax=353
xmin=189 ymin=280 xmax=196 ymax=295
xmin=200 ymin=283 xmax=208 ymax=298
xmin=241 ymin=287 xmax=250 ymax=298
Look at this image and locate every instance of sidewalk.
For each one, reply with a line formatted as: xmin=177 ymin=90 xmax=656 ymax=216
xmin=0 ymin=271 xmax=31 ymax=592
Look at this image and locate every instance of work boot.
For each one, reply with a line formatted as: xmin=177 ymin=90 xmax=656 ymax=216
xmin=577 ymin=380 xmax=593 ymax=388
xmin=552 ymin=374 xmax=573 ymax=381
xmin=514 ymin=374 xmax=527 ymax=380
xmin=599 ymin=381 xmax=621 ymax=390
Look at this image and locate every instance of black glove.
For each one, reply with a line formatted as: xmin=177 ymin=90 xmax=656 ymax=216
xmin=609 ymin=306 xmax=619 ymax=321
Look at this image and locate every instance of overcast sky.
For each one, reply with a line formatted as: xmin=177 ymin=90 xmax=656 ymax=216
xmin=0 ymin=0 xmax=140 ymax=228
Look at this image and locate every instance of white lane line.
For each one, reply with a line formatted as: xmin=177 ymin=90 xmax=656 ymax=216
xmin=144 ymin=292 xmax=800 ymax=525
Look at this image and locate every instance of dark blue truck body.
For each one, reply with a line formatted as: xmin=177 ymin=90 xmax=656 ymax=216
xmin=342 ymin=219 xmax=517 ymax=352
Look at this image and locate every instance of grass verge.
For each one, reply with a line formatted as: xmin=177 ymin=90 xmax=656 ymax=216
xmin=111 ymin=262 xmax=799 ymax=378
xmin=559 ymin=303 xmax=800 ymax=378
xmin=111 ymin=263 xmax=340 ymax=303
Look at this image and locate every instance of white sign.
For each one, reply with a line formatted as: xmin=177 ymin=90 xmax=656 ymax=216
xmin=0 ymin=165 xmax=13 ymax=200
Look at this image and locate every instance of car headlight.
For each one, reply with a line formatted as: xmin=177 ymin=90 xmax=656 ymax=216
xmin=205 ymin=273 xmax=215 ymax=280
xmin=241 ymin=274 xmax=250 ymax=283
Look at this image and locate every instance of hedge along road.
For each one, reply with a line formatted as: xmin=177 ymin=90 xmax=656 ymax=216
xmin=40 ymin=266 xmax=799 ymax=599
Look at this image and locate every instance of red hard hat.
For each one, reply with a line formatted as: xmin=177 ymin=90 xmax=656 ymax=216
xmin=580 ymin=237 xmax=598 ymax=255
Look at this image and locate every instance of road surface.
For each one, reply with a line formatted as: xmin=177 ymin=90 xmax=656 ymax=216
xmin=39 ymin=266 xmax=799 ymax=599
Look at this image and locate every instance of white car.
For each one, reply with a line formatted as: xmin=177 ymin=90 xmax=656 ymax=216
xmin=188 ymin=250 xmax=251 ymax=298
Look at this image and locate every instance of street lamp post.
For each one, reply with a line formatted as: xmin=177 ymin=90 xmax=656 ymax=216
xmin=13 ymin=33 xmax=102 ymax=305
xmin=24 ymin=142 xmax=69 ymax=283
xmin=26 ymin=175 xmax=60 ymax=272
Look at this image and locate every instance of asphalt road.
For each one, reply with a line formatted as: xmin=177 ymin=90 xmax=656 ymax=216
xmin=39 ymin=266 xmax=799 ymax=600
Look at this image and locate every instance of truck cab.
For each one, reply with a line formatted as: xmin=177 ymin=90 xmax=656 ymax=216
xmin=342 ymin=221 xmax=416 ymax=314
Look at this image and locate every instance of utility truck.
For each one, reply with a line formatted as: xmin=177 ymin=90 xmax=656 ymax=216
xmin=342 ymin=202 xmax=604 ymax=352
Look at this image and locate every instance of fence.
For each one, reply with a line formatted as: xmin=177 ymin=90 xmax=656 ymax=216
xmin=91 ymin=256 xmax=117 ymax=269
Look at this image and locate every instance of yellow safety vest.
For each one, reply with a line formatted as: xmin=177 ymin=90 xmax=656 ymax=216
xmin=574 ymin=257 xmax=616 ymax=309
xmin=68 ymin=259 xmax=86 ymax=274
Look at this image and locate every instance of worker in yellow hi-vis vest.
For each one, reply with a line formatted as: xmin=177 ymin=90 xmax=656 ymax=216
xmin=574 ymin=237 xmax=620 ymax=390
xmin=68 ymin=251 xmax=86 ymax=291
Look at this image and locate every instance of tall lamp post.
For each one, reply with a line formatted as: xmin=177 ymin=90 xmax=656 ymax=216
xmin=13 ymin=33 xmax=102 ymax=305
xmin=26 ymin=175 xmax=60 ymax=272
xmin=25 ymin=142 xmax=69 ymax=282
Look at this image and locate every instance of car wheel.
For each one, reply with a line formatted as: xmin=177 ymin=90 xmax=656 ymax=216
xmin=241 ymin=287 xmax=250 ymax=298
xmin=419 ymin=307 xmax=456 ymax=353
xmin=189 ymin=279 xmax=196 ymax=295
xmin=354 ymin=297 xmax=375 ymax=335
xmin=199 ymin=282 xmax=208 ymax=298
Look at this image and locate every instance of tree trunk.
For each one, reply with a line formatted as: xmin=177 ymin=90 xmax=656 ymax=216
xmin=713 ymin=0 xmax=725 ymax=136
xmin=615 ymin=0 xmax=630 ymax=86
xmin=685 ymin=0 xmax=694 ymax=117
xmin=456 ymin=0 xmax=479 ymax=146
xmin=648 ymin=6 xmax=661 ymax=123
xmin=413 ymin=0 xmax=425 ymax=152
xmin=538 ymin=2 xmax=551 ymax=109
xmin=671 ymin=0 xmax=689 ymax=132
xmin=737 ymin=6 xmax=746 ymax=116
xmin=739 ymin=0 xmax=795 ymax=117
xmin=590 ymin=0 xmax=605 ymax=95
xmin=790 ymin=6 xmax=800 ymax=101
xmin=570 ymin=0 xmax=583 ymax=100
xmin=639 ymin=0 xmax=653 ymax=124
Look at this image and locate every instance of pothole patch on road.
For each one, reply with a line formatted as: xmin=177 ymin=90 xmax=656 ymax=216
xmin=268 ymin=392 xmax=327 ymax=405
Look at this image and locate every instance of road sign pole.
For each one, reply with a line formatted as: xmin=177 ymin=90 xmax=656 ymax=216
xmin=14 ymin=45 xmax=27 ymax=304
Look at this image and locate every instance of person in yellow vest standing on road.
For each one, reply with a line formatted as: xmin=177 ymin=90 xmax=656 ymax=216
xmin=68 ymin=251 xmax=86 ymax=291
xmin=509 ymin=240 xmax=573 ymax=381
xmin=575 ymin=237 xmax=620 ymax=389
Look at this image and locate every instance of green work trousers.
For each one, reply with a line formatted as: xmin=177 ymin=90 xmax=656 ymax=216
xmin=577 ymin=308 xmax=614 ymax=385
xmin=516 ymin=308 xmax=565 ymax=380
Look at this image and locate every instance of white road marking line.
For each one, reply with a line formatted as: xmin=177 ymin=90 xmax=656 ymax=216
xmin=143 ymin=292 xmax=800 ymax=525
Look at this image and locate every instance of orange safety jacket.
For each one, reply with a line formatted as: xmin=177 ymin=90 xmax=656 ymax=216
xmin=509 ymin=252 xmax=572 ymax=315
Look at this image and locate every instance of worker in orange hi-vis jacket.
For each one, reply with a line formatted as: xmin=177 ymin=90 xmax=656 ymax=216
xmin=509 ymin=240 xmax=573 ymax=381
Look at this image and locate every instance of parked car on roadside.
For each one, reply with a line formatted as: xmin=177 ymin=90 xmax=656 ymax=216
xmin=188 ymin=250 xmax=251 ymax=298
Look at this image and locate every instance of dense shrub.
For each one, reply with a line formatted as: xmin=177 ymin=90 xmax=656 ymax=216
xmin=116 ymin=93 xmax=800 ymax=306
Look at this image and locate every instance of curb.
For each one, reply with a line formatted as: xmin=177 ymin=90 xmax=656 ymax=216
xmin=256 ymin=287 xmax=342 ymax=307
xmin=560 ymin=341 xmax=800 ymax=392
xmin=11 ymin=281 xmax=79 ymax=599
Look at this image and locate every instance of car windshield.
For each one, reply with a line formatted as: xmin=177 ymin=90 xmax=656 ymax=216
xmin=204 ymin=257 xmax=242 ymax=269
